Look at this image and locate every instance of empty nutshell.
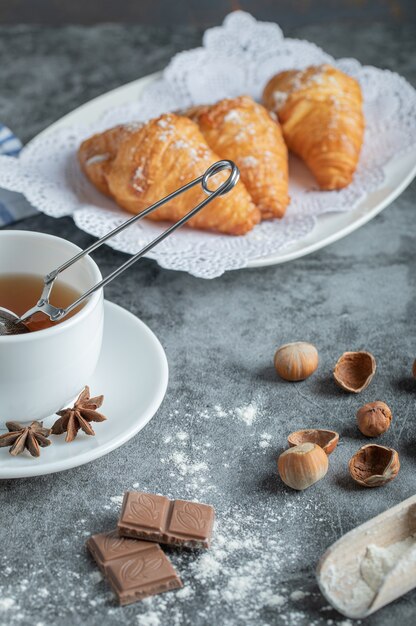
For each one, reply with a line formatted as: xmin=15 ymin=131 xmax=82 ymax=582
xmin=356 ymin=401 xmax=392 ymax=437
xmin=287 ymin=429 xmax=339 ymax=455
xmin=274 ymin=342 xmax=319 ymax=382
xmin=333 ymin=351 xmax=376 ymax=393
xmin=349 ymin=444 xmax=400 ymax=487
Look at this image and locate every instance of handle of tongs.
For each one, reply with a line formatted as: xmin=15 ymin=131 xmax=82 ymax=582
xmin=21 ymin=160 xmax=239 ymax=323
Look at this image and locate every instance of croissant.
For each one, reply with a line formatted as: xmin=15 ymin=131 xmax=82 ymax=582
xmin=263 ymin=64 xmax=364 ymax=190
xmin=89 ymin=113 xmax=260 ymax=235
xmin=78 ymin=122 xmax=143 ymax=196
xmin=186 ymin=96 xmax=289 ymax=219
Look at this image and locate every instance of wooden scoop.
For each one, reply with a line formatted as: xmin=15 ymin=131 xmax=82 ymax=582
xmin=316 ymin=494 xmax=416 ymax=619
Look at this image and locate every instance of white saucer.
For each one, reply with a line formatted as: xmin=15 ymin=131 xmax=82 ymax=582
xmin=0 ymin=301 xmax=168 ymax=479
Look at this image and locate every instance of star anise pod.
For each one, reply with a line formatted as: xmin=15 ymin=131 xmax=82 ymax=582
xmin=51 ymin=386 xmax=106 ymax=443
xmin=0 ymin=421 xmax=51 ymax=457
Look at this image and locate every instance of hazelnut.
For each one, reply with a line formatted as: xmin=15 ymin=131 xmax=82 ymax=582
xmin=287 ymin=429 xmax=339 ymax=455
xmin=412 ymin=359 xmax=416 ymax=379
xmin=356 ymin=401 xmax=392 ymax=437
xmin=274 ymin=342 xmax=319 ymax=382
xmin=333 ymin=351 xmax=376 ymax=393
xmin=349 ymin=444 xmax=400 ymax=487
xmin=277 ymin=442 xmax=328 ymax=490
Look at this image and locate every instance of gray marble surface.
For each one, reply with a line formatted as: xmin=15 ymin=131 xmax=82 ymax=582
xmin=1 ymin=20 xmax=416 ymax=626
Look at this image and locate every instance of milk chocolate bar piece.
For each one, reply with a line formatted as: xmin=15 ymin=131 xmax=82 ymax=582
xmin=106 ymin=546 xmax=183 ymax=605
xmin=87 ymin=529 xmax=155 ymax=573
xmin=118 ymin=491 xmax=215 ymax=549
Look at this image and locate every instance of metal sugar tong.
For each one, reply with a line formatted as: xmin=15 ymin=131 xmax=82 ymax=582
xmin=0 ymin=160 xmax=239 ymax=336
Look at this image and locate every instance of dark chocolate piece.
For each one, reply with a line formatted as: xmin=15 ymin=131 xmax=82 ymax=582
xmin=106 ymin=545 xmax=183 ymax=605
xmin=87 ymin=529 xmax=154 ymax=573
xmin=118 ymin=491 xmax=215 ymax=549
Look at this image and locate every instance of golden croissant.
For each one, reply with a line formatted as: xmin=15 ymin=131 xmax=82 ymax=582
xmin=79 ymin=113 xmax=260 ymax=235
xmin=185 ymin=96 xmax=289 ymax=219
xmin=78 ymin=122 xmax=143 ymax=197
xmin=263 ymin=64 xmax=365 ymax=190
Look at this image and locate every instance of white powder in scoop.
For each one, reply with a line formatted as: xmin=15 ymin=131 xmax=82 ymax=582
xmin=361 ymin=537 xmax=416 ymax=591
xmin=320 ymin=535 xmax=416 ymax=615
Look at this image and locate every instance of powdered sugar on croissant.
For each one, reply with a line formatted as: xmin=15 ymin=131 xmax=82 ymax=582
xmin=263 ymin=64 xmax=365 ymax=190
xmin=186 ymin=96 xmax=289 ymax=219
xmin=81 ymin=113 xmax=260 ymax=236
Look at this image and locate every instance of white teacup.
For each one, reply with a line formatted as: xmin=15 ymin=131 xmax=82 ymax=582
xmin=0 ymin=231 xmax=104 ymax=427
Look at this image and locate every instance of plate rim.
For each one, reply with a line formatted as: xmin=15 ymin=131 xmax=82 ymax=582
xmin=29 ymin=71 xmax=416 ymax=270
xmin=0 ymin=300 xmax=169 ymax=479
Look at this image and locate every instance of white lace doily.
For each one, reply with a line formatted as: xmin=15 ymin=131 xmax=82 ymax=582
xmin=0 ymin=11 xmax=415 ymax=278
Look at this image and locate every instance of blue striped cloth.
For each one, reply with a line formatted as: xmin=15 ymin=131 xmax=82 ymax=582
xmin=0 ymin=124 xmax=38 ymax=226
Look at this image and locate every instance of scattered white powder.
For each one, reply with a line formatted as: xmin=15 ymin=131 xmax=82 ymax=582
xmin=137 ymin=612 xmax=160 ymax=626
xmin=124 ymin=121 xmax=143 ymax=132
xmin=262 ymin=592 xmax=286 ymax=607
xmin=0 ymin=401 xmax=336 ymax=625
xmin=214 ymin=405 xmax=227 ymax=417
xmin=175 ymin=587 xmax=194 ymax=599
xmin=272 ymin=90 xmax=288 ymax=109
xmin=240 ymin=155 xmax=258 ymax=167
xmin=85 ymin=153 xmax=109 ymax=166
xmin=170 ymin=451 xmax=208 ymax=476
xmin=89 ymin=570 xmax=103 ymax=584
xmin=290 ymin=590 xmax=309 ymax=601
xmin=158 ymin=131 xmax=173 ymax=141
xmin=110 ymin=495 xmax=124 ymax=506
xmin=259 ymin=432 xmax=272 ymax=449
xmin=0 ymin=598 xmax=15 ymax=610
xmin=132 ymin=166 xmax=144 ymax=193
xmin=173 ymin=139 xmax=188 ymax=150
xmin=176 ymin=431 xmax=189 ymax=441
xmin=157 ymin=118 xmax=169 ymax=128
xmin=235 ymin=403 xmax=257 ymax=426
xmin=259 ymin=440 xmax=270 ymax=448
xmin=191 ymin=553 xmax=221 ymax=580
xmin=223 ymin=110 xmax=242 ymax=123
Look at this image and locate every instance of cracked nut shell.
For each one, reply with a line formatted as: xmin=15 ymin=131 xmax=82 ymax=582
xmin=356 ymin=401 xmax=392 ymax=437
xmin=277 ymin=442 xmax=328 ymax=490
xmin=333 ymin=351 xmax=376 ymax=393
xmin=274 ymin=342 xmax=319 ymax=382
xmin=349 ymin=444 xmax=400 ymax=487
xmin=287 ymin=429 xmax=339 ymax=455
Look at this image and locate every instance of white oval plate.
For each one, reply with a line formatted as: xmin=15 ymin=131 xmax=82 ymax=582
xmin=0 ymin=300 xmax=168 ymax=479
xmin=35 ymin=72 xmax=416 ymax=268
